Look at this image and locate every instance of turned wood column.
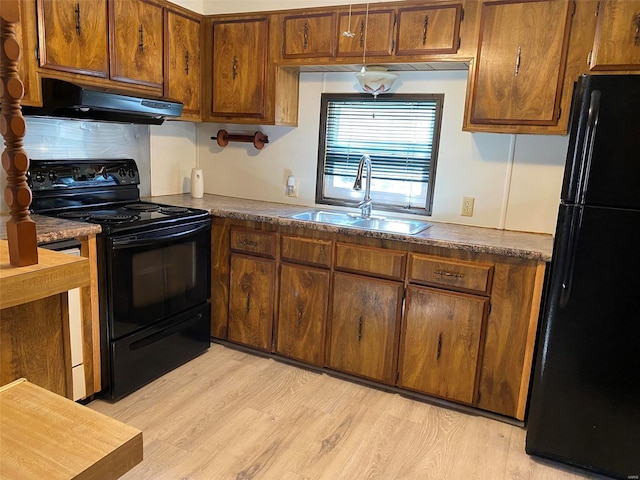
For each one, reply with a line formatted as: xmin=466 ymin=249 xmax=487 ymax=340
xmin=1 ymin=0 xmax=38 ymax=266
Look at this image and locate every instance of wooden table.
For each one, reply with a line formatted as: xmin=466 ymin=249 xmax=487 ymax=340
xmin=0 ymin=379 xmax=143 ymax=479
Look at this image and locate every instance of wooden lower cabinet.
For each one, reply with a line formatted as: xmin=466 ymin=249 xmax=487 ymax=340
xmin=276 ymin=263 xmax=329 ymax=365
xmin=398 ymin=286 xmax=489 ymax=404
xmin=327 ymin=272 xmax=403 ymax=385
xmin=228 ymin=254 xmax=275 ymax=351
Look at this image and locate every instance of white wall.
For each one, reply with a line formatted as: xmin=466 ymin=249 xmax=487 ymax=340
xmin=171 ymin=0 xmax=407 ymax=15
xmin=196 ymin=70 xmax=567 ymax=234
xmin=149 ymin=121 xmax=198 ymax=196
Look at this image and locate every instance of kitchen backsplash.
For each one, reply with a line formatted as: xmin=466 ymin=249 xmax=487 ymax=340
xmin=0 ymin=118 xmax=151 ymax=214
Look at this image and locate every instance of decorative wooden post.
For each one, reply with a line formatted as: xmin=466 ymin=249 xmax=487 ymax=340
xmin=1 ymin=0 xmax=38 ymax=266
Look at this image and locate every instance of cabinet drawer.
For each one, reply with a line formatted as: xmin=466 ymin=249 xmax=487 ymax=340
xmin=335 ymin=243 xmax=405 ymax=280
xmin=409 ymin=254 xmax=493 ymax=294
xmin=281 ymin=235 xmax=332 ymax=268
xmin=230 ymin=228 xmax=276 ymax=258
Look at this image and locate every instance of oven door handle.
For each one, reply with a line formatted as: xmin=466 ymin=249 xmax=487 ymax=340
xmin=111 ymin=221 xmax=210 ymax=249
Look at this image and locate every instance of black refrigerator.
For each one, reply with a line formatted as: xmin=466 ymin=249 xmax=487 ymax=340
xmin=526 ymin=74 xmax=640 ymax=479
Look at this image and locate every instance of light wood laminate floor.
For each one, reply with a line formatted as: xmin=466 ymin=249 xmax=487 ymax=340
xmin=90 ymin=344 xmax=605 ymax=480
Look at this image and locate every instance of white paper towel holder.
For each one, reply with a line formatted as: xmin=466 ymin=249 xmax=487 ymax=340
xmin=191 ymin=168 xmax=203 ymax=198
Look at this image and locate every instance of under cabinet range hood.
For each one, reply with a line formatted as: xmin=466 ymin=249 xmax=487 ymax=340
xmin=22 ymin=78 xmax=183 ymax=125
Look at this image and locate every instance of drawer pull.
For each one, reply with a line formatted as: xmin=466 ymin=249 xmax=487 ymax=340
xmin=358 ymin=316 xmax=363 ymax=342
xmin=422 ymin=15 xmax=429 ymax=45
xmin=239 ymin=240 xmax=259 ymax=248
xmin=303 ymin=21 xmax=309 ymax=50
xmin=74 ymin=3 xmax=81 ymax=36
xmin=246 ymin=293 xmax=251 ymax=314
xmin=436 ymin=332 xmax=442 ymax=360
xmin=434 ymin=270 xmax=465 ymax=279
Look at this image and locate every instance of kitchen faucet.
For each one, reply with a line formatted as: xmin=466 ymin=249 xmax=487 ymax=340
xmin=353 ymin=154 xmax=373 ymax=218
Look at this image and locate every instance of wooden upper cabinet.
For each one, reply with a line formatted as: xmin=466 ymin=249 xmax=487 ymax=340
xmin=590 ymin=0 xmax=640 ymax=71
xmin=337 ymin=8 xmax=395 ymax=57
xmin=110 ymin=0 xmax=164 ymax=90
xmin=468 ymin=0 xmax=572 ymax=126
xmin=398 ymin=286 xmax=488 ymax=404
xmin=395 ymin=4 xmax=463 ymax=56
xmin=37 ymin=0 xmax=109 ymax=77
xmin=283 ymin=12 xmax=336 ymax=58
xmin=165 ymin=9 xmax=201 ymax=119
xmin=211 ymin=18 xmax=268 ymax=117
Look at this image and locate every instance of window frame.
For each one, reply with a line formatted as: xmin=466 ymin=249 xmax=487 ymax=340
xmin=315 ymin=93 xmax=444 ymax=216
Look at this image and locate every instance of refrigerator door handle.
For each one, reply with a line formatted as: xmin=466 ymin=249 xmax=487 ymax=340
xmin=575 ymin=90 xmax=601 ymax=205
xmin=559 ymin=205 xmax=583 ymax=308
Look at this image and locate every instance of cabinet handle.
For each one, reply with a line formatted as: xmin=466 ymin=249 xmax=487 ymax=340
xmin=436 ymin=332 xmax=442 ymax=360
xmin=239 ymin=239 xmax=258 ymax=248
xmin=359 ymin=19 xmax=365 ymax=48
xmin=634 ymin=13 xmax=640 ymax=46
xmin=232 ymin=55 xmax=238 ymax=80
xmin=296 ymin=302 xmax=304 ymax=326
xmin=357 ymin=316 xmax=363 ymax=342
xmin=303 ymin=21 xmax=309 ymax=50
xmin=185 ymin=51 xmax=190 ymax=75
xmin=434 ymin=270 xmax=464 ymax=279
xmin=246 ymin=292 xmax=251 ymax=314
xmin=422 ymin=15 xmax=429 ymax=45
xmin=138 ymin=24 xmax=144 ymax=52
xmin=74 ymin=3 xmax=81 ymax=36
xmin=514 ymin=46 xmax=521 ymax=77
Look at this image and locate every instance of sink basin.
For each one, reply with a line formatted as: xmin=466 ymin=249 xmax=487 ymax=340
xmin=287 ymin=210 xmax=431 ymax=235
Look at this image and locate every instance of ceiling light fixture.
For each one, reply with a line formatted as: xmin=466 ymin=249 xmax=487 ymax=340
xmin=354 ymin=2 xmax=398 ymax=97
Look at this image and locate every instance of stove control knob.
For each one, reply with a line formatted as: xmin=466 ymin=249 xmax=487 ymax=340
xmin=35 ymin=172 xmax=45 ymax=183
xmin=128 ymin=168 xmax=136 ymax=178
xmin=48 ymin=171 xmax=57 ymax=182
xmin=118 ymin=167 xmax=127 ymax=178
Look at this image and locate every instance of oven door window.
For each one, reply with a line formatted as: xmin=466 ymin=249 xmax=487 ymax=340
xmin=107 ymin=221 xmax=211 ymax=339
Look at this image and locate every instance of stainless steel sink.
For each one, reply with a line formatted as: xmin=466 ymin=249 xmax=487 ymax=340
xmin=287 ymin=210 xmax=431 ymax=235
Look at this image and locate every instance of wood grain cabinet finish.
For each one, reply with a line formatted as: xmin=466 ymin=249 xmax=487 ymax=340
xmin=281 ymin=235 xmax=332 ymax=268
xmin=589 ymin=0 xmax=640 ymax=71
xmin=228 ymin=254 xmax=275 ymax=351
xmin=409 ymin=253 xmax=493 ymax=295
xmin=37 ymin=0 xmax=109 ymax=77
xmin=336 ymin=8 xmax=395 ymax=57
xmin=335 ymin=243 xmax=405 ymax=280
xmin=230 ymin=228 xmax=276 ymax=258
xmin=165 ymin=9 xmax=201 ymax=120
xmin=211 ymin=17 xmax=268 ymax=118
xmin=277 ymin=264 xmax=329 ymax=365
xmin=395 ymin=3 xmax=462 ymax=56
xmin=109 ymin=0 xmax=164 ymax=90
xmin=327 ymin=272 xmax=403 ymax=385
xmin=467 ymin=0 xmax=572 ymax=127
xmin=398 ymin=286 xmax=488 ymax=404
xmin=282 ymin=12 xmax=336 ymax=58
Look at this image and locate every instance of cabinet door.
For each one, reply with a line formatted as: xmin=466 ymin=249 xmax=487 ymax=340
xmin=398 ymin=286 xmax=488 ymax=404
xmin=37 ymin=0 xmax=109 ymax=77
xmin=337 ymin=8 xmax=395 ymax=57
xmin=165 ymin=10 xmax=201 ymax=119
xmin=277 ymin=264 xmax=329 ymax=366
xmin=211 ymin=18 xmax=268 ymax=117
xmin=110 ymin=0 xmax=164 ymax=89
xmin=283 ymin=13 xmax=336 ymax=58
xmin=469 ymin=0 xmax=572 ymax=126
xmin=395 ymin=4 xmax=462 ymax=56
xmin=327 ymin=272 xmax=402 ymax=384
xmin=590 ymin=0 xmax=640 ymax=71
xmin=228 ymin=255 xmax=275 ymax=351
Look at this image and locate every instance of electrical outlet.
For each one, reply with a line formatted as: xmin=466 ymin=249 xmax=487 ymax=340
xmin=461 ymin=196 xmax=475 ymax=217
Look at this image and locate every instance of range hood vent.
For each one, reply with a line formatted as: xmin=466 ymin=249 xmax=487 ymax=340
xmin=22 ymin=78 xmax=183 ymax=125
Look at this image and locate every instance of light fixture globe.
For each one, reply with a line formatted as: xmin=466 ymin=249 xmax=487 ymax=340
xmin=355 ymin=66 xmax=399 ymax=97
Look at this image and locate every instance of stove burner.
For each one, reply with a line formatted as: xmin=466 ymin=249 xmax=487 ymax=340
xmin=58 ymin=211 xmax=91 ymax=220
xmin=89 ymin=214 xmax=139 ymax=224
xmin=159 ymin=206 xmax=189 ymax=215
xmin=124 ymin=203 xmax=159 ymax=212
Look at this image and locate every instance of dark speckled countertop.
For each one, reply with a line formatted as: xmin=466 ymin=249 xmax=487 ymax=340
xmin=0 ymin=215 xmax=102 ymax=244
xmin=148 ymin=194 xmax=554 ymax=262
